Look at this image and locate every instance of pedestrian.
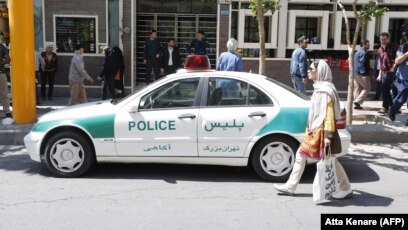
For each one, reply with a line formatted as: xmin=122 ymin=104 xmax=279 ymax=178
xmin=144 ymin=29 xmax=161 ymax=84
xmin=216 ymin=38 xmax=243 ymax=72
xmin=290 ymin=35 xmax=309 ymax=94
xmin=99 ymin=46 xmax=111 ymax=100
xmin=160 ymin=38 xmax=181 ymax=77
xmin=111 ymin=47 xmax=125 ymax=98
xmin=35 ymin=51 xmax=45 ymax=105
xmin=187 ymin=31 xmax=209 ymax=55
xmin=353 ymin=40 xmax=371 ymax=109
xmin=40 ymin=43 xmax=58 ymax=101
xmin=377 ymin=32 xmax=399 ymax=114
xmin=0 ymin=42 xmax=11 ymax=118
xmin=68 ymin=44 xmax=94 ymax=106
xmin=102 ymin=47 xmax=124 ymax=99
xmin=273 ymin=60 xmax=352 ymax=199
xmin=371 ymin=55 xmax=382 ymax=100
xmin=216 ymin=38 xmax=243 ymax=97
xmin=388 ymin=41 xmax=408 ymax=121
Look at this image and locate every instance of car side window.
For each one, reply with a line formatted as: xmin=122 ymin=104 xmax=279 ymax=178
xmin=139 ymin=78 xmax=200 ymax=110
xmin=248 ymin=85 xmax=273 ymax=105
xmin=207 ymin=78 xmax=248 ymax=106
xmin=207 ymin=77 xmax=273 ymax=106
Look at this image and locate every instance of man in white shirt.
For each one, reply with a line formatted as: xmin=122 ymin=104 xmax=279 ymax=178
xmin=160 ymin=38 xmax=181 ymax=77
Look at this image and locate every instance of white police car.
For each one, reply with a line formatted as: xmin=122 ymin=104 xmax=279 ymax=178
xmin=24 ymin=56 xmax=351 ymax=181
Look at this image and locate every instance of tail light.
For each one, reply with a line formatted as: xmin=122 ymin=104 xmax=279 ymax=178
xmin=336 ymin=108 xmax=347 ymax=129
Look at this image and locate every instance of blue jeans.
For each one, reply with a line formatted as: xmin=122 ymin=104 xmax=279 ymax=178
xmin=381 ymin=72 xmax=396 ymax=109
xmin=291 ymin=76 xmax=306 ymax=94
xmin=390 ymin=79 xmax=408 ymax=114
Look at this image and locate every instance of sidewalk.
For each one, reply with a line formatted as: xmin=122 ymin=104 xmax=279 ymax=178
xmin=351 ymin=100 xmax=408 ymax=126
xmin=1 ymin=97 xmax=407 ymax=145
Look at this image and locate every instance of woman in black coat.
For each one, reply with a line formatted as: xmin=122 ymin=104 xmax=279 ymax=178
xmin=102 ymin=47 xmax=125 ymax=99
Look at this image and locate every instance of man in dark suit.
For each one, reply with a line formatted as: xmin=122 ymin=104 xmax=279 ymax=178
xmin=144 ymin=29 xmax=161 ymax=83
xmin=187 ymin=31 xmax=209 ymax=55
xmin=160 ymin=38 xmax=181 ymax=77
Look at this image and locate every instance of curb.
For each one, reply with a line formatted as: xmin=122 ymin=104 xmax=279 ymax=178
xmin=348 ymin=114 xmax=408 ymax=143
xmin=347 ymin=124 xmax=408 ymax=143
xmin=0 ymin=123 xmax=33 ymax=145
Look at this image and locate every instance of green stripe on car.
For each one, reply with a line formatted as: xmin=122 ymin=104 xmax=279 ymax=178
xmin=256 ymin=108 xmax=308 ymax=136
xmin=32 ymin=114 xmax=115 ymax=138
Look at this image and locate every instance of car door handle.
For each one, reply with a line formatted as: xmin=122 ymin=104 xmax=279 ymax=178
xmin=248 ymin=111 xmax=266 ymax=118
xmin=178 ymin=113 xmax=196 ymax=119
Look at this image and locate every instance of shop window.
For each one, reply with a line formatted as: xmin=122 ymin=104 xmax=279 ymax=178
xmin=341 ymin=18 xmax=362 ymax=45
xmin=231 ymin=11 xmax=238 ymax=40
xmin=55 ymin=16 xmax=97 ymax=53
xmin=389 ymin=18 xmax=408 ymax=45
xmin=295 ymin=17 xmax=319 ymax=42
xmin=240 ymin=2 xmax=250 ymax=9
xmin=244 ymin=16 xmax=270 ymax=43
xmin=237 ymin=48 xmax=275 ymax=58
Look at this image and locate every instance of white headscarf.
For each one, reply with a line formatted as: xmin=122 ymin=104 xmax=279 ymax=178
xmin=308 ymin=60 xmax=342 ymax=132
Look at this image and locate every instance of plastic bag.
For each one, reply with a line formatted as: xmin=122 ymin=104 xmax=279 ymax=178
xmin=313 ymin=147 xmax=338 ymax=202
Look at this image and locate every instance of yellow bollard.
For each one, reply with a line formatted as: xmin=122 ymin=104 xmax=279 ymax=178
xmin=8 ymin=0 xmax=36 ymax=124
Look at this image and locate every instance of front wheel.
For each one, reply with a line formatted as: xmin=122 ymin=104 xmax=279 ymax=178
xmin=42 ymin=131 xmax=95 ymax=177
xmin=251 ymin=136 xmax=299 ymax=182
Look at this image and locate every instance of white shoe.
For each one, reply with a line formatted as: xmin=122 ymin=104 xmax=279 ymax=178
xmin=273 ymin=184 xmax=294 ymax=196
xmin=331 ymin=189 xmax=353 ymax=199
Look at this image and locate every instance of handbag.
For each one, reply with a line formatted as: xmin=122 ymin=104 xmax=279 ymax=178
xmin=299 ymin=124 xmax=324 ymax=160
xmin=312 ymin=147 xmax=339 ymax=202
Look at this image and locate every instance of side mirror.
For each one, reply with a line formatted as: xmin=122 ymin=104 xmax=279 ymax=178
xmin=128 ymin=105 xmax=138 ymax=113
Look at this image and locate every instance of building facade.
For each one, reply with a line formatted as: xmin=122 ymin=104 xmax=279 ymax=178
xmin=34 ymin=0 xmax=408 ymax=96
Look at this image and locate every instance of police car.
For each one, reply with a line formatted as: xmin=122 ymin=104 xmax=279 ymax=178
xmin=24 ymin=55 xmax=351 ymax=181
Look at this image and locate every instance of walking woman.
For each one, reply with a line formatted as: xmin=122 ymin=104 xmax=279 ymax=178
xmin=111 ymin=47 xmax=125 ymax=98
xmin=100 ymin=47 xmax=125 ymax=99
xmin=273 ymin=60 xmax=352 ymax=199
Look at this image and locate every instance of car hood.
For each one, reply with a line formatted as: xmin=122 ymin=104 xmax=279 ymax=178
xmin=38 ymin=100 xmax=116 ymax=123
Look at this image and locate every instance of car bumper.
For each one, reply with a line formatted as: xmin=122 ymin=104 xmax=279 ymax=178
xmin=24 ymin=131 xmax=45 ymax=162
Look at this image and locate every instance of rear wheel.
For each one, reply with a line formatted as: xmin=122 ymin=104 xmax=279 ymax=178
xmin=42 ymin=131 xmax=95 ymax=177
xmin=251 ymin=136 xmax=299 ymax=182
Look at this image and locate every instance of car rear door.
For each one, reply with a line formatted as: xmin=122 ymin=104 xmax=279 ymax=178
xmin=197 ymin=75 xmax=279 ymax=157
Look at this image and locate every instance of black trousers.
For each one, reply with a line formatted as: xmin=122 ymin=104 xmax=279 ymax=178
xmin=41 ymin=72 xmax=55 ymax=99
xmin=373 ymin=79 xmax=382 ymax=99
xmin=146 ymin=58 xmax=160 ymax=83
xmin=101 ymin=78 xmax=116 ymax=100
xmin=381 ymin=72 xmax=396 ymax=109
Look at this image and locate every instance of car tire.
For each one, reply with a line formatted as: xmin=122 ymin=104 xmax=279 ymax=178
xmin=251 ymin=136 xmax=299 ymax=182
xmin=42 ymin=131 xmax=95 ymax=177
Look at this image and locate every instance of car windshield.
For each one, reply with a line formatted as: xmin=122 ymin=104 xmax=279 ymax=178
xmin=266 ymin=78 xmax=310 ymax=101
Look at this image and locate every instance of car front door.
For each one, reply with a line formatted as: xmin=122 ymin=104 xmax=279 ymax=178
xmin=198 ymin=76 xmax=279 ymax=157
xmin=115 ymin=77 xmax=202 ymax=156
